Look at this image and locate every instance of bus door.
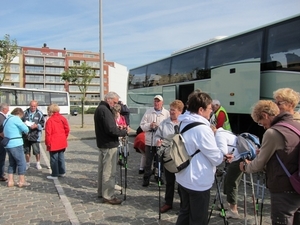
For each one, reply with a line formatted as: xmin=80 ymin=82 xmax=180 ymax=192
xmin=179 ymin=83 xmax=194 ymax=108
xmin=211 ymin=61 xmax=260 ymax=133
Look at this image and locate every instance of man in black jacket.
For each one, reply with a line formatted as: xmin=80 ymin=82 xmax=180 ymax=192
xmin=94 ymin=92 xmax=127 ymax=205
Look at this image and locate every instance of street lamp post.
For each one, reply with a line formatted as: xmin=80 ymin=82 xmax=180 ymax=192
xmin=99 ymin=0 xmax=104 ymax=100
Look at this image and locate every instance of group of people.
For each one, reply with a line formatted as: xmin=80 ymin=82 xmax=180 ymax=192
xmin=0 ymin=101 xmax=70 ymax=187
xmin=131 ymin=87 xmax=300 ymax=225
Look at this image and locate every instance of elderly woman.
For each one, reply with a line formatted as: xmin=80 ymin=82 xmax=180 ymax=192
xmin=3 ymin=107 xmax=29 ymax=187
xmin=240 ymin=100 xmax=300 ymax=225
xmin=155 ymin=100 xmax=184 ymax=213
xmin=273 ymin=87 xmax=300 ymax=122
xmin=45 ymin=104 xmax=70 ymax=179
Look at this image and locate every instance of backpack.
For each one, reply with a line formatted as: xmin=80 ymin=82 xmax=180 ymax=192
xmin=235 ymin=132 xmax=260 ymax=160
xmin=157 ymin=122 xmax=204 ymax=173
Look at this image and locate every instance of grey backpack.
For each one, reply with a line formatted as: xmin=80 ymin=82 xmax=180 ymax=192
xmin=157 ymin=122 xmax=203 ymax=173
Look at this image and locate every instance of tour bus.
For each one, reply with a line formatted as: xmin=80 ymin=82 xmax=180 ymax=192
xmin=127 ymin=14 xmax=300 ymax=137
xmin=0 ymin=86 xmax=70 ymax=116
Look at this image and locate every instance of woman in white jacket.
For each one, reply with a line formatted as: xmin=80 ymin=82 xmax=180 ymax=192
xmin=175 ymin=92 xmax=225 ymax=225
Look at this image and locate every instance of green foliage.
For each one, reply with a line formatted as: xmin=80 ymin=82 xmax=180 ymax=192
xmin=85 ymin=107 xmax=96 ymax=114
xmin=0 ymin=34 xmax=18 ymax=86
xmin=62 ymin=61 xmax=96 ymax=128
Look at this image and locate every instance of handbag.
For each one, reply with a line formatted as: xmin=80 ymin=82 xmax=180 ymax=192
xmin=275 ymin=122 xmax=300 ymax=194
xmin=1 ymin=117 xmax=22 ymax=147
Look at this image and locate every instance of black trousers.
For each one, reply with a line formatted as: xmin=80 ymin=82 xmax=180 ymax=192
xmin=176 ymin=184 xmax=210 ymax=225
xmin=164 ymin=168 xmax=176 ymax=206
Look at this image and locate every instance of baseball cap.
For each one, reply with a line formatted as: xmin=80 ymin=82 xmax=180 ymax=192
xmin=154 ymin=95 xmax=163 ymax=101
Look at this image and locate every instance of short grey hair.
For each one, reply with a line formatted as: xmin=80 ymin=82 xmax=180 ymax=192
xmin=0 ymin=103 xmax=9 ymax=112
xmin=104 ymin=92 xmax=120 ymax=101
xmin=212 ymin=99 xmax=220 ymax=106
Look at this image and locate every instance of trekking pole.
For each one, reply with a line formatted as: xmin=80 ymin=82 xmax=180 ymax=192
xmin=207 ymin=166 xmax=227 ymax=224
xmin=123 ymin=136 xmax=129 ymax=200
xmin=243 ymin=170 xmax=247 ymax=225
xmin=260 ymin=173 xmax=266 ymax=225
xmin=215 ymin=171 xmax=229 ymax=225
xmin=250 ymin=173 xmax=258 ymax=225
xmin=255 ymin=173 xmax=260 ymax=221
xmin=157 ymin=148 xmax=162 ymax=220
xmin=118 ymin=142 xmax=123 ymax=195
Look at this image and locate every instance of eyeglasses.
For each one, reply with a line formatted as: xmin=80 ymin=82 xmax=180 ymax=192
xmin=257 ymin=122 xmax=263 ymax=126
xmin=275 ymin=101 xmax=286 ymax=106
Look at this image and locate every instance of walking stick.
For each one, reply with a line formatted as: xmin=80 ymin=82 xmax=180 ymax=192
xmin=260 ymin=174 xmax=266 ymax=225
xmin=243 ymin=171 xmax=247 ymax=225
xmin=157 ymin=148 xmax=162 ymax=220
xmin=118 ymin=142 xmax=123 ymax=195
xmin=215 ymin=171 xmax=229 ymax=225
xmin=207 ymin=166 xmax=227 ymax=224
xmin=250 ymin=173 xmax=258 ymax=225
xmin=122 ymin=136 xmax=129 ymax=200
xmin=255 ymin=172 xmax=260 ymax=220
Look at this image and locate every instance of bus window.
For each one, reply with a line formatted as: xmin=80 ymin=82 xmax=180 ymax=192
xmin=146 ymin=58 xmax=171 ymax=86
xmin=129 ymin=66 xmax=147 ymax=89
xmin=207 ymin=31 xmax=263 ymax=68
xmin=33 ymin=91 xmax=50 ymax=106
xmin=266 ymin=18 xmax=300 ymax=71
xmin=171 ymin=48 xmax=207 ymax=81
xmin=16 ymin=90 xmax=33 ymax=106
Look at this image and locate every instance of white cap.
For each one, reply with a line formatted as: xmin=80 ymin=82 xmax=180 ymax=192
xmin=154 ymin=95 xmax=163 ymax=101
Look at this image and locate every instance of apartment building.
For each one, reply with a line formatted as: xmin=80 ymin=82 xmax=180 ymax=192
xmin=2 ymin=44 xmax=128 ymax=107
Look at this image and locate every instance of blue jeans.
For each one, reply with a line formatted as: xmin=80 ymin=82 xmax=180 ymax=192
xmin=49 ymin=149 xmax=66 ymax=177
xmin=6 ymin=145 xmax=26 ymax=175
xmin=0 ymin=144 xmax=6 ymax=177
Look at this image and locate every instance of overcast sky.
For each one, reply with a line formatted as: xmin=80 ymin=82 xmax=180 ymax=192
xmin=1 ymin=0 xmax=299 ymax=70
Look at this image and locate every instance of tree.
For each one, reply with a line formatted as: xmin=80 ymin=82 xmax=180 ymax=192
xmin=61 ymin=61 xmax=96 ymax=128
xmin=0 ymin=34 xmax=18 ymax=86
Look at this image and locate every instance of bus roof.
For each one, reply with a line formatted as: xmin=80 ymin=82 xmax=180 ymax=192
xmin=0 ymin=86 xmax=68 ymax=93
xmin=129 ymin=13 xmax=300 ymax=71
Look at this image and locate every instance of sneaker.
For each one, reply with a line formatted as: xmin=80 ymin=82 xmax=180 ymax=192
xmin=26 ymin=163 xmax=30 ymax=170
xmin=36 ymin=163 xmax=42 ymax=170
xmin=47 ymin=176 xmax=58 ymax=180
xmin=138 ymin=169 xmax=144 ymax=174
xmin=114 ymin=184 xmax=122 ymax=191
xmin=220 ymin=210 xmax=240 ymax=219
xmin=58 ymin=174 xmax=66 ymax=177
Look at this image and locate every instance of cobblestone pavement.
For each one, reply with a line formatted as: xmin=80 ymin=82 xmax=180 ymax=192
xmin=0 ymin=115 xmax=272 ymax=225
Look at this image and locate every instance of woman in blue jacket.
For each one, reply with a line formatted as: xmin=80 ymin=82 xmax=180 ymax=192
xmin=3 ymin=108 xmax=29 ymax=187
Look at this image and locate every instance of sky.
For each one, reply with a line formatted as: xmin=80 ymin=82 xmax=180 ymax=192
xmin=1 ymin=0 xmax=299 ymax=70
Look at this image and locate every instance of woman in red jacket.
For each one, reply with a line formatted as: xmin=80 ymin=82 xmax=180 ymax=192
xmin=45 ymin=104 xmax=70 ymax=179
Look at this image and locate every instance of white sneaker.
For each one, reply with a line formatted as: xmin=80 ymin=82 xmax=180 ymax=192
xmin=114 ymin=184 xmax=122 ymax=191
xmin=26 ymin=163 xmax=30 ymax=170
xmin=36 ymin=163 xmax=42 ymax=170
xmin=220 ymin=210 xmax=240 ymax=219
xmin=47 ymin=176 xmax=58 ymax=180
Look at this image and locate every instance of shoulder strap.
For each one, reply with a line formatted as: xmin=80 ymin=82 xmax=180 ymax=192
xmin=275 ymin=122 xmax=300 ymax=137
xmin=180 ymin=122 xmax=204 ymax=134
xmin=275 ymin=122 xmax=300 ymax=177
xmin=2 ymin=117 xmax=12 ymax=129
xmin=179 ymin=122 xmax=204 ymax=158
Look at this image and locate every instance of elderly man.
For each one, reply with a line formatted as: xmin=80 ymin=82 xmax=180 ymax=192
xmin=0 ymin=103 xmax=9 ymax=181
xmin=94 ymin=92 xmax=127 ymax=205
xmin=23 ymin=100 xmax=45 ymax=170
xmin=140 ymin=95 xmax=170 ymax=187
xmin=212 ymin=99 xmax=231 ymax=131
